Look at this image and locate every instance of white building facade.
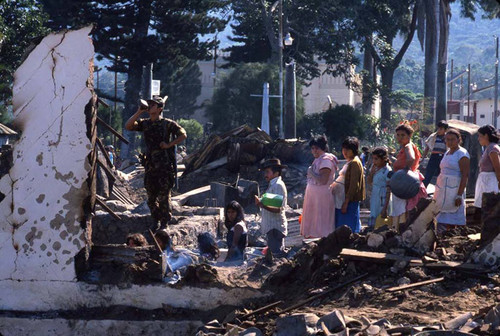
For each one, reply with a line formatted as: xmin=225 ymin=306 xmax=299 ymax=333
xmin=191 ymin=57 xmax=381 ymax=125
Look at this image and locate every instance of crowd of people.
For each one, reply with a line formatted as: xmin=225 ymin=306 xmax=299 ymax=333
xmin=300 ymin=121 xmax=500 ymax=238
xmin=122 ymin=95 xmax=500 ymax=279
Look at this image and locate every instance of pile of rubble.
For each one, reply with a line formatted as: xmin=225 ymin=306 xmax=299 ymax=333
xmin=195 ymin=195 xmax=500 ymax=336
xmin=179 ymin=124 xmax=313 ymax=209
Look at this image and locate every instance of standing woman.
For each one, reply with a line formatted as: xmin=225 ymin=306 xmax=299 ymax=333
xmin=301 ymin=135 xmax=338 ymax=238
xmin=391 ymin=122 xmax=427 ymax=230
xmin=433 ymin=129 xmax=470 ymax=234
xmin=474 ymin=125 xmax=500 ymax=209
xmin=334 ymin=137 xmax=365 ymax=233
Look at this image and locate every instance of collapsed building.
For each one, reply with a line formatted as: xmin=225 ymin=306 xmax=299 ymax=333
xmin=0 ymin=27 xmax=499 ymax=336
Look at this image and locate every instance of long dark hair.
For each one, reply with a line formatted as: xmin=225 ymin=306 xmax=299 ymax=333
xmin=371 ymin=147 xmax=390 ymax=165
xmin=309 ymin=135 xmax=329 ymax=152
xmin=224 ymin=200 xmax=245 ymax=230
xmin=478 ymin=124 xmax=500 ymax=143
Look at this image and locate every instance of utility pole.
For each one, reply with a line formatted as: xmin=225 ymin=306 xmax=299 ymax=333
xmin=494 ymin=36 xmax=499 ymax=128
xmin=284 ymin=62 xmax=296 ymax=138
xmin=449 ymin=59 xmax=453 ymax=101
xmin=213 ymin=33 xmax=218 ymax=87
xmin=467 ymin=64 xmax=471 ymax=121
xmin=278 ymin=0 xmax=284 ymax=139
xmin=460 ymin=75 xmax=464 ymax=121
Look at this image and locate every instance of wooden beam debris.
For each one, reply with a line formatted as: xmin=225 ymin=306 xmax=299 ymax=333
xmin=97 ymin=116 xmax=129 ymax=144
xmin=385 ymin=277 xmax=445 ymax=292
xmin=95 ymin=197 xmax=121 ymax=220
xmin=340 ymin=248 xmax=423 ymax=266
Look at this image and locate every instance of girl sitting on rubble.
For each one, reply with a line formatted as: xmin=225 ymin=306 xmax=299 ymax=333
xmin=367 ymin=147 xmax=392 ymax=228
xmin=224 ymin=201 xmax=248 ymax=261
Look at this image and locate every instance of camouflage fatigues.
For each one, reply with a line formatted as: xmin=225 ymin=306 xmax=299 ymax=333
xmin=133 ymin=117 xmax=184 ymax=225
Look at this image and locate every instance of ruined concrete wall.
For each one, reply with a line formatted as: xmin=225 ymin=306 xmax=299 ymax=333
xmin=0 ymin=27 xmax=94 ymax=281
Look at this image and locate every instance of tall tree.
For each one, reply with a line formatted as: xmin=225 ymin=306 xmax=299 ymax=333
xmin=40 ymin=0 xmax=229 ymax=157
xmin=435 ymin=0 xmax=499 ymax=122
xmin=155 ymin=59 xmax=202 ymax=119
xmin=226 ymin=0 xmax=358 ymax=81
xmin=0 ymin=0 xmax=49 ymax=108
xmin=422 ymin=0 xmax=439 ymax=122
xmin=436 ymin=0 xmax=451 ymax=121
xmin=360 ymin=0 xmax=420 ymax=124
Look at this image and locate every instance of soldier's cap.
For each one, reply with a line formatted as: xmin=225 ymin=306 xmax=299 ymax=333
xmin=147 ymin=95 xmax=168 ymax=108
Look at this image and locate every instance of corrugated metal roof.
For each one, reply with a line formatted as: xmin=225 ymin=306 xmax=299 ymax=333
xmin=0 ymin=123 xmax=17 ymax=135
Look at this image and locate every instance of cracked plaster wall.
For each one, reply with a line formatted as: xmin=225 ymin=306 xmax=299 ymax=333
xmin=0 ymin=27 xmax=94 ymax=281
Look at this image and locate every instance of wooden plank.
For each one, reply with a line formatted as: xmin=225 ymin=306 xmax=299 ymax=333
xmin=239 ymin=300 xmax=283 ymax=319
xmin=191 ymin=156 xmax=228 ymax=174
xmin=95 ymin=197 xmax=121 ymax=220
xmin=97 ymin=97 xmax=110 ymax=108
xmin=96 ymin=136 xmax=114 ymax=168
xmin=96 ymin=116 xmax=129 ymax=144
xmin=97 ymin=158 xmax=116 ymax=182
xmin=172 ymin=185 xmax=210 ymax=205
xmin=340 ymin=248 xmax=423 ymax=265
xmin=386 ymin=277 xmax=445 ymax=292
xmin=191 ymin=135 xmax=222 ymax=171
xmin=424 ymin=261 xmax=488 ymax=272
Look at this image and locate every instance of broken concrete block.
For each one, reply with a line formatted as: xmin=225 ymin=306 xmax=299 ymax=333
xmin=316 ymin=310 xmax=346 ymax=333
xmin=484 ymin=304 xmax=500 ymax=329
xmin=0 ymin=26 xmax=94 ymax=281
xmin=472 ymin=232 xmax=500 ymax=267
xmin=104 ymin=200 xmax=135 ymax=213
xmin=210 ymin=182 xmax=239 ymax=209
xmin=400 ymin=198 xmax=437 ymax=255
xmin=367 ymin=233 xmax=384 ymax=248
xmin=239 ymin=327 xmax=264 ymax=336
xmin=275 ymin=313 xmax=319 ymax=336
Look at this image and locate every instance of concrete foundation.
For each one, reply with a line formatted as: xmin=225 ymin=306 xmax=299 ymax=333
xmin=0 ymin=317 xmax=203 ymax=336
xmin=0 ymin=279 xmax=268 ymax=312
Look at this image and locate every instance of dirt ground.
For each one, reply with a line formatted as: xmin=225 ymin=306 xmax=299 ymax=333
xmin=202 ymin=224 xmax=499 ymax=335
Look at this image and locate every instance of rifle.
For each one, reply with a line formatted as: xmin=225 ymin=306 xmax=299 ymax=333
xmin=163 ymin=119 xmax=178 ymax=190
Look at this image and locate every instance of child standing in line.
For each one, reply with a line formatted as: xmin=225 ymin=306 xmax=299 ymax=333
xmin=367 ymin=147 xmax=392 ymax=228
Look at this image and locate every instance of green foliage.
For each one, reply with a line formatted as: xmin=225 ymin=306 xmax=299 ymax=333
xmin=296 ymin=113 xmax=325 ymax=140
xmin=225 ymin=0 xmax=358 ymax=81
xmin=207 ymin=62 xmax=304 ymax=136
xmin=40 ymin=0 xmax=229 ymax=157
xmin=0 ymin=104 xmax=13 ymax=125
xmin=391 ymin=89 xmax=424 ymax=114
xmin=0 ymin=0 xmax=49 ymax=103
xmin=322 ymin=105 xmax=378 ymax=151
xmin=178 ymin=118 xmax=204 ymax=152
xmin=97 ymin=104 xmax=123 ymax=147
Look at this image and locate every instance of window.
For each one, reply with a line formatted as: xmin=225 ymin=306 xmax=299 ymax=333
xmin=480 ymin=114 xmax=485 ymax=119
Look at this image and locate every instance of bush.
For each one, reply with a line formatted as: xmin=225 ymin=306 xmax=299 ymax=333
xmin=178 ymin=118 xmax=203 ymax=153
xmin=296 ymin=113 xmax=325 ymax=139
xmin=322 ymin=105 xmax=377 ymax=152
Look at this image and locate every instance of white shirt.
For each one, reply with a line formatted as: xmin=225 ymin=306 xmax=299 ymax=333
xmin=261 ymin=176 xmax=288 ymax=235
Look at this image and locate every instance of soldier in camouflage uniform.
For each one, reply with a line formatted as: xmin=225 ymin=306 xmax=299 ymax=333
xmin=125 ymin=96 xmax=187 ymax=229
